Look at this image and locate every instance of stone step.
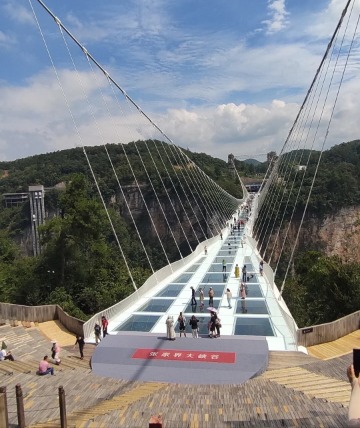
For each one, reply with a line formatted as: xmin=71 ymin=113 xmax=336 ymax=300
xmin=29 ymin=382 xmax=166 ymax=428
xmin=267 ymin=351 xmax=318 ymax=370
xmin=262 ymin=366 xmax=350 ymax=406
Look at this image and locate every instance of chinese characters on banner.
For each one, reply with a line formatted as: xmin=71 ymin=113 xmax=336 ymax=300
xmin=132 ymin=348 xmax=236 ymax=363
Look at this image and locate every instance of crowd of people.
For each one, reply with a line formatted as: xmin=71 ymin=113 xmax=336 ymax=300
xmin=166 ymin=310 xmax=221 ymax=340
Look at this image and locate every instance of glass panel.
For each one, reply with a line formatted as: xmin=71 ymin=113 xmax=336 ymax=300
xmin=115 ymin=315 xmax=160 ymax=332
xmin=198 ymin=284 xmax=226 ymax=295
xmin=213 ymin=256 xmax=235 ymax=264
xmin=155 ymin=284 xmax=184 ymax=297
xmin=138 ymin=299 xmax=174 ymax=312
xmin=235 ymin=300 xmax=268 ymax=315
xmin=183 ymin=298 xmax=221 ymax=313
xmin=185 ymin=264 xmax=201 ymax=273
xmin=207 ymin=263 xmax=232 ymax=273
xmin=245 ymin=273 xmax=258 ymax=284
xmin=234 ymin=317 xmax=274 ymax=336
xmin=218 ymin=248 xmax=236 ymax=256
xmin=240 ymin=283 xmax=263 ymax=298
xmin=172 ymin=273 xmax=193 ymax=283
xmin=201 ymin=273 xmax=230 ymax=283
xmin=221 ymin=243 xmax=240 ymax=250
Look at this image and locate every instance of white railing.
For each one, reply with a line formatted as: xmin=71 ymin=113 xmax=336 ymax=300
xmin=246 ymin=233 xmax=298 ymax=348
xmin=83 ymin=232 xmax=223 ymax=341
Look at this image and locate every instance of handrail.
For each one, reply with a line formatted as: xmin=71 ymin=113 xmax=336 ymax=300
xmin=297 ymin=310 xmax=360 ymax=347
xmin=0 ymin=302 xmax=84 ymax=336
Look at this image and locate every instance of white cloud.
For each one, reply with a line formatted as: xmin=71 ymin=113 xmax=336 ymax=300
xmin=1 ymin=63 xmax=360 ymax=164
xmin=154 ymin=100 xmax=299 ymax=159
xmin=3 ymin=1 xmax=35 ymax=25
xmin=0 ymin=30 xmax=16 ymax=48
xmin=262 ymin=0 xmax=289 ymax=35
xmin=299 ymin=0 xmax=360 ymax=40
xmin=1 ymin=0 xmax=360 ymax=163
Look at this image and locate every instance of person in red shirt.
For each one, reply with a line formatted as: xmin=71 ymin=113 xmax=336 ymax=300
xmin=101 ymin=316 xmax=108 ymax=338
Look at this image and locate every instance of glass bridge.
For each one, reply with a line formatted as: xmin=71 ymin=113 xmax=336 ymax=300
xmin=88 ymin=204 xmax=297 ymax=352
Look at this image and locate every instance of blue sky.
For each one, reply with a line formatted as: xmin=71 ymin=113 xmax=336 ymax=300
xmin=0 ymin=0 xmax=359 ymax=161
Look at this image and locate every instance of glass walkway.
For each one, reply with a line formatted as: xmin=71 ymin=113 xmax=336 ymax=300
xmin=89 ymin=201 xmax=297 ymax=352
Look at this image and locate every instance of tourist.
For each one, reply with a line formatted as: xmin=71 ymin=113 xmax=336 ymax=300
xmin=240 ymin=283 xmax=246 ymax=300
xmin=215 ymin=315 xmax=221 ymax=338
xmin=259 ymin=260 xmax=264 ymax=276
xmin=189 ymin=315 xmax=200 ymax=338
xmin=74 ymin=336 xmax=85 ymax=360
xmin=0 ymin=349 xmax=14 ymax=361
xmin=177 ymin=312 xmax=186 ymax=337
xmin=199 ymin=288 xmax=204 ymax=309
xmin=347 ymin=364 xmax=360 ymax=425
xmin=190 ymin=286 xmax=197 ymax=306
xmin=222 ymin=259 xmax=226 ymax=273
xmin=226 ymin=288 xmax=232 ymax=309
xmin=51 ymin=340 xmax=61 ymax=365
xmin=209 ymin=313 xmax=216 ymax=338
xmin=208 ymin=287 xmax=214 ymax=307
xmin=94 ymin=323 xmax=101 ymax=344
xmin=209 ymin=312 xmax=221 ymax=338
xmin=101 ymin=315 xmax=108 ymax=338
xmin=242 ymin=264 xmax=247 ymax=282
xmin=38 ymin=355 xmax=55 ymax=376
xmin=234 ymin=263 xmax=240 ymax=278
xmin=220 ymin=232 xmax=223 ymax=240
xmin=204 ymin=245 xmax=208 ymax=255
xmin=166 ymin=316 xmax=176 ymax=341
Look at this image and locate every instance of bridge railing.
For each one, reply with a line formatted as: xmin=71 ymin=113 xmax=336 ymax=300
xmin=0 ymin=302 xmax=84 ymax=336
xmin=297 ymin=310 xmax=360 ymax=347
xmin=246 ymin=234 xmax=299 ymax=348
xmin=83 ymin=233 xmax=223 ymax=341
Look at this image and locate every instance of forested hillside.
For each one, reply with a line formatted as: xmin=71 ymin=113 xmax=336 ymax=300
xmin=0 ymin=139 xmax=359 ymax=326
xmin=0 ymin=141 xmax=251 ymax=319
xmin=256 ymin=140 xmax=360 ymax=326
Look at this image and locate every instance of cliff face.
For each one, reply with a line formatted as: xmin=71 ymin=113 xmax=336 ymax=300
xmin=114 ymin=185 xmax=215 ymax=248
xmin=315 ymin=206 xmax=360 ymax=262
xmin=269 ymin=206 xmax=360 ymax=263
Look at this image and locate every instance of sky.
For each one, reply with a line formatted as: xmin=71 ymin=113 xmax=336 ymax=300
xmin=0 ymin=0 xmax=360 ymax=162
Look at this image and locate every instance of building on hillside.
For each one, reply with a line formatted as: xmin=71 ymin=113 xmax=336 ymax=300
xmin=29 ymin=185 xmax=46 ymax=256
xmin=3 ymin=192 xmax=29 ymax=207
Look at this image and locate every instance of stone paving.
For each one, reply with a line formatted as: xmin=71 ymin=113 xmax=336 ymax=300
xmin=0 ymin=323 xmax=353 ymax=427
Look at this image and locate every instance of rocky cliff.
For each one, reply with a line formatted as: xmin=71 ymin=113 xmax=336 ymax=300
xmin=269 ymin=206 xmax=360 ymax=264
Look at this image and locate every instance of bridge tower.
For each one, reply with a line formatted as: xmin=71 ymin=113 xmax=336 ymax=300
xmin=227 ymin=153 xmax=236 ymax=178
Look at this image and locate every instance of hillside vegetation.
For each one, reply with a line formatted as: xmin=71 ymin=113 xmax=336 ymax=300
xmin=0 ymin=142 xmax=247 ymax=319
xmin=0 ymin=140 xmax=359 ymax=326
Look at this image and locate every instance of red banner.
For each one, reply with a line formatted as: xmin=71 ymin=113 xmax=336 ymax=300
xmin=132 ymin=348 xmax=236 ymax=363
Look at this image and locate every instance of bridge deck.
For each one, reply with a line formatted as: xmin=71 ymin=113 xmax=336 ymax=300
xmin=105 ymin=209 xmax=296 ymax=352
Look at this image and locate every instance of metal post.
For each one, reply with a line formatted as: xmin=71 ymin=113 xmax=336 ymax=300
xmin=16 ymin=384 xmax=25 ymax=428
xmin=58 ymin=386 xmax=67 ymax=428
xmin=0 ymin=386 xmax=9 ymax=428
